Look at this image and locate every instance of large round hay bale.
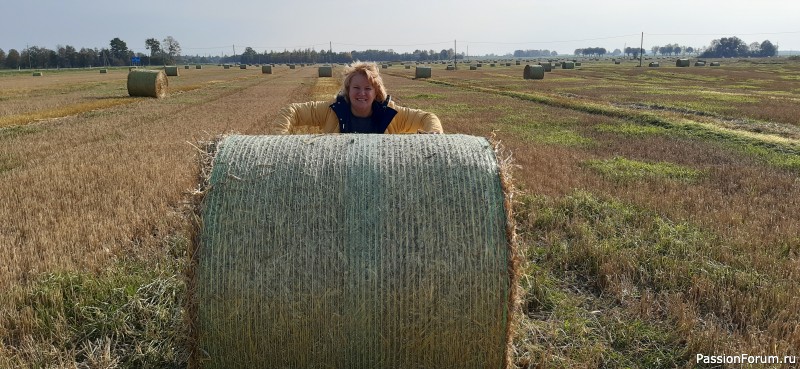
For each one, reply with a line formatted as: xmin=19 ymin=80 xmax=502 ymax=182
xmin=538 ymin=62 xmax=552 ymax=72
xmin=562 ymin=61 xmax=575 ymax=69
xmin=446 ymin=65 xmax=455 ymax=70
xmin=196 ymin=65 xmax=203 ymax=69
xmin=289 ymin=64 xmax=296 ymax=69
xmin=676 ymin=58 xmax=690 ymax=67
xmin=470 ymin=65 xmax=477 ymax=70
xmin=649 ymin=62 xmax=660 ymax=67
xmin=32 ymin=72 xmax=43 ymax=77
xmin=99 ymin=69 xmax=108 ymax=74
xmin=262 ymin=65 xmax=272 ymax=74
xmin=405 ymin=65 xmax=411 ymax=69
xmin=239 ymin=64 xmax=247 ymax=69
xmin=695 ymin=61 xmax=706 ymax=66
xmin=415 ymin=66 xmax=432 ymax=78
xmin=523 ymin=64 xmax=545 ymax=79
xmin=165 ymin=66 xmax=179 ymax=76
xmin=127 ymin=69 xmax=168 ymax=98
xmin=318 ymin=65 xmax=332 ymax=77
xmin=710 ymin=61 xmax=721 ymax=66
xmin=194 ymin=134 xmax=518 ymax=369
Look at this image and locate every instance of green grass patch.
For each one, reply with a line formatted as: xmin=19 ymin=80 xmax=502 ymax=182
xmin=405 ymin=93 xmax=445 ymax=99
xmin=583 ymin=156 xmax=703 ymax=182
xmin=0 ymin=153 xmax=21 ymax=173
xmin=0 ymin=125 xmax=42 ymax=140
xmin=2 ymin=259 xmax=187 ymax=368
xmin=595 ymin=122 xmax=668 ymax=136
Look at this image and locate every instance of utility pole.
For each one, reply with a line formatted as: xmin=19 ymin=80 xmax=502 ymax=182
xmin=232 ymin=44 xmax=236 ymax=64
xmin=639 ymin=32 xmax=644 ymax=67
xmin=454 ymin=39 xmax=457 ymax=70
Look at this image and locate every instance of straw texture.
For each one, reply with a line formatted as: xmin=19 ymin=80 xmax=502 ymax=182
xmin=126 ymin=69 xmax=167 ymax=98
xmin=196 ymin=134 xmax=514 ymax=369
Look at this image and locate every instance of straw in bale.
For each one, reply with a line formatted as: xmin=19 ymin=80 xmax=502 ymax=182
xmin=165 ymin=66 xmax=179 ymax=76
xmin=523 ymin=64 xmax=545 ymax=80
xmin=676 ymin=58 xmax=690 ymax=67
xmin=415 ymin=66 xmax=432 ymax=78
xmin=262 ymin=65 xmax=272 ymax=74
xmin=191 ymin=134 xmax=520 ymax=369
xmin=318 ymin=65 xmax=332 ymax=77
xmin=127 ymin=69 xmax=168 ymax=98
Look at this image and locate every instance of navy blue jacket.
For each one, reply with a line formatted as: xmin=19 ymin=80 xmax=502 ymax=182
xmin=330 ymin=95 xmax=398 ymax=133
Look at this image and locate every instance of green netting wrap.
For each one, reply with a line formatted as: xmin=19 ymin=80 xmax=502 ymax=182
xmin=195 ymin=134 xmax=516 ymax=369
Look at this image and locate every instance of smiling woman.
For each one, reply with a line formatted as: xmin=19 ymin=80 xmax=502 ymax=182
xmin=272 ymin=61 xmax=443 ymax=134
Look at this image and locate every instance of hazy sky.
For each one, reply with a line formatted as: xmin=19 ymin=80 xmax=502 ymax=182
xmin=2 ymin=0 xmax=799 ymax=56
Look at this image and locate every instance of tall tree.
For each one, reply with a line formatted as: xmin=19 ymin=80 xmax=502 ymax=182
xmin=759 ymin=40 xmax=778 ymax=57
xmin=5 ymin=49 xmax=19 ymax=69
xmin=651 ymin=46 xmax=660 ymax=56
xmin=145 ymin=38 xmax=161 ymax=57
xmin=0 ymin=48 xmax=5 ymax=67
xmin=109 ymin=37 xmax=129 ymax=62
xmin=163 ymin=36 xmax=181 ymax=63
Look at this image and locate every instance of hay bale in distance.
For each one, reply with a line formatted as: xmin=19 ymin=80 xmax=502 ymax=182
xmin=184 ymin=65 xmax=190 ymax=69
xmin=99 ymin=69 xmax=108 ymax=74
xmin=127 ymin=69 xmax=168 ymax=98
xmin=695 ymin=61 xmax=706 ymax=66
xmin=649 ymin=62 xmax=660 ymax=67
xmin=262 ymin=65 xmax=272 ymax=74
xmin=164 ymin=66 xmax=179 ymax=76
xmin=523 ymin=64 xmax=545 ymax=80
xmin=32 ymin=72 xmax=43 ymax=76
xmin=539 ymin=62 xmax=552 ymax=72
xmin=446 ymin=65 xmax=455 ymax=71
xmin=196 ymin=65 xmax=203 ymax=69
xmin=405 ymin=65 xmax=411 ymax=69
xmin=562 ymin=61 xmax=575 ymax=69
xmin=710 ymin=62 xmax=721 ymax=66
xmin=289 ymin=64 xmax=296 ymax=69
xmin=415 ymin=66 xmax=432 ymax=78
xmin=469 ymin=65 xmax=477 ymax=70
xmin=239 ymin=64 xmax=247 ymax=69
xmin=318 ymin=65 xmax=332 ymax=77
xmin=195 ymin=134 xmax=517 ymax=369
xmin=676 ymin=58 xmax=690 ymax=67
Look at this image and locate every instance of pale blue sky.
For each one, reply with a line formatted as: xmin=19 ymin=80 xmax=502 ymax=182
xmin=2 ymin=0 xmax=798 ymax=55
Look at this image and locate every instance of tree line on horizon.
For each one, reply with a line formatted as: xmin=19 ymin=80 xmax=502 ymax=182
xmin=0 ymin=36 xmax=781 ymax=70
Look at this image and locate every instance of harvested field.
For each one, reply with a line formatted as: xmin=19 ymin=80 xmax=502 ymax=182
xmin=1 ymin=58 xmax=799 ymax=368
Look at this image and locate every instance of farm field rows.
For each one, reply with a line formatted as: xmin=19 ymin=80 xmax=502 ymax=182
xmin=1 ymin=59 xmax=799 ymax=368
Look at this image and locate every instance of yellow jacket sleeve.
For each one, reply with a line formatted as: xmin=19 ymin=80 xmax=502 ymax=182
xmin=385 ymin=101 xmax=444 ymax=134
xmin=272 ymin=100 xmax=340 ymax=134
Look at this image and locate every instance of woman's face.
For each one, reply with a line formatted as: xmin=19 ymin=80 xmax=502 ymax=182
xmin=348 ymin=72 xmax=376 ymax=117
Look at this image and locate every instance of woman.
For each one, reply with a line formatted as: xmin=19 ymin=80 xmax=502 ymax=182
xmin=273 ymin=61 xmax=443 ymax=134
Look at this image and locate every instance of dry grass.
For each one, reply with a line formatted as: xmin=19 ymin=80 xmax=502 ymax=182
xmin=1 ymin=58 xmax=799 ymax=368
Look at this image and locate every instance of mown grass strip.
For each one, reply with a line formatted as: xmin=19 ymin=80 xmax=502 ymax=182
xmin=403 ymin=76 xmax=800 ymax=171
xmin=0 ymin=98 xmax=136 ymax=129
xmin=583 ymin=156 xmax=704 ymax=182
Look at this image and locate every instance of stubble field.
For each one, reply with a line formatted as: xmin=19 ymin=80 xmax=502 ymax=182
xmin=1 ymin=58 xmax=798 ymax=368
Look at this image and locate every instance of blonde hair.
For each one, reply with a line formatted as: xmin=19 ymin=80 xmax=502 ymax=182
xmin=338 ymin=61 xmax=387 ymax=103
